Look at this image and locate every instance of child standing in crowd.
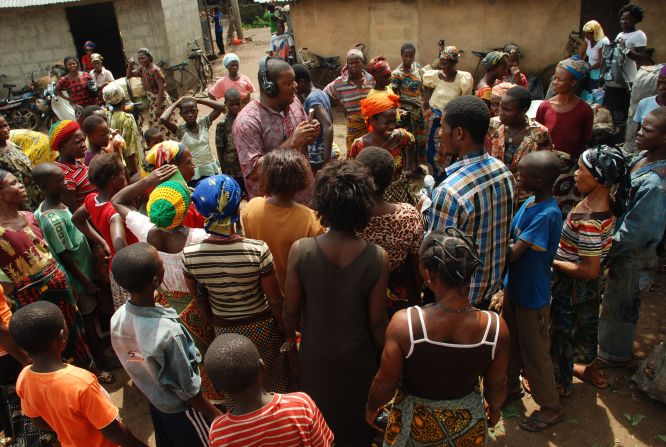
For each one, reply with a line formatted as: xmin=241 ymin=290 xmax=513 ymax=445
xmin=391 ymin=43 xmax=427 ymax=160
xmin=73 ymin=154 xmax=138 ymax=310
xmin=32 ymin=163 xmax=116 ymax=376
xmin=241 ymin=149 xmax=324 ymax=295
xmin=366 ymin=57 xmax=395 ymax=98
xmin=503 ymin=151 xmax=564 ymax=432
xmin=143 ymin=127 xmax=164 ymax=149
xmin=598 ymin=107 xmax=666 ymax=367
xmin=215 ymin=89 xmax=245 ymax=193
xmin=51 ymin=120 xmax=98 ymax=210
xmin=502 ymin=44 xmax=529 ymax=87
xmin=551 ymin=146 xmax=628 ymax=395
xmin=83 ymin=115 xmax=111 ymax=166
xmin=111 ymin=243 xmax=221 ymax=447
xmin=160 ymin=96 xmax=225 ymax=184
xmin=205 ymin=334 xmax=333 ymax=447
xmin=11 ymin=301 xmax=147 ymax=447
xmin=102 ymin=83 xmax=144 ymax=177
xmin=293 ymin=64 xmax=335 ymax=171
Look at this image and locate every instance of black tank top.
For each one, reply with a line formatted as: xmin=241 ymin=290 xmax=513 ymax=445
xmin=403 ymin=305 xmax=500 ymax=400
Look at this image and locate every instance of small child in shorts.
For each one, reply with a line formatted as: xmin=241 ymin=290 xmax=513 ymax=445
xmin=11 ymin=301 xmax=146 ymax=447
xmin=111 ymin=243 xmax=221 ymax=447
xmin=33 ymin=162 xmax=117 ymax=372
xmin=215 ymin=88 xmax=245 ymax=194
xmin=159 ymin=96 xmax=225 ymax=184
xmin=205 ymin=333 xmax=333 ymax=446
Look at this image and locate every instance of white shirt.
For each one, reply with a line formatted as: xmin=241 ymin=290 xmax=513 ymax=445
xmin=615 ymin=30 xmax=647 ymax=83
xmin=586 ymin=36 xmax=610 ymax=67
xmin=90 ymin=68 xmax=114 ymax=87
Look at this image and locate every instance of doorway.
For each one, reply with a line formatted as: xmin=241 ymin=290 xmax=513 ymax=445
xmin=66 ymin=2 xmax=126 ymax=77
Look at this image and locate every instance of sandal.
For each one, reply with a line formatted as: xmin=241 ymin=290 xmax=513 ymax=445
xmin=519 ymin=409 xmax=565 ymax=432
xmin=96 ymin=370 xmax=115 ymax=384
xmin=573 ymin=364 xmax=608 ymax=389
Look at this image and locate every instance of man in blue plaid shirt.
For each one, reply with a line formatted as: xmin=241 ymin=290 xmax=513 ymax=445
xmin=429 ymin=96 xmax=515 ymax=308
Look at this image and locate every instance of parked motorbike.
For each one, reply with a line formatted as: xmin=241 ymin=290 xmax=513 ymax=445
xmin=0 ymin=71 xmax=43 ymax=130
xmin=35 ymin=81 xmax=58 ymax=130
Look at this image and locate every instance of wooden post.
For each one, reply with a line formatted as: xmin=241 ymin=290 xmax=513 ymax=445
xmin=230 ymin=0 xmax=244 ymax=40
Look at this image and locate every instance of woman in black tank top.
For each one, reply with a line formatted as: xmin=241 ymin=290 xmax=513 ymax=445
xmin=366 ymin=227 xmax=510 ymax=447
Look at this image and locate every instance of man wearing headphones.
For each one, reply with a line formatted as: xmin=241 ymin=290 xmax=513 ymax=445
xmin=232 ymin=57 xmax=320 ymax=202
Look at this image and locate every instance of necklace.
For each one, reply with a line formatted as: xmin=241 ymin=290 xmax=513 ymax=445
xmin=434 ymin=303 xmax=477 ymax=313
xmin=506 ymin=119 xmax=528 ymax=144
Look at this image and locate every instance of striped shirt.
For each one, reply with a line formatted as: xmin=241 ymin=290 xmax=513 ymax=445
xmin=555 ymin=210 xmax=615 ymax=264
xmin=429 ymin=152 xmax=515 ymax=304
xmin=182 ymin=238 xmax=273 ymax=319
xmin=323 ymin=71 xmax=374 ymax=115
xmin=54 ymin=160 xmax=97 ymax=208
xmin=209 ymin=392 xmax=333 ymax=447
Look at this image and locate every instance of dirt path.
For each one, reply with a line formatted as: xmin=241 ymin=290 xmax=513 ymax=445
xmin=108 ymin=27 xmax=666 ymax=447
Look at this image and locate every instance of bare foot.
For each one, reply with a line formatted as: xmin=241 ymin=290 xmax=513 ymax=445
xmin=573 ymin=362 xmax=608 ymax=389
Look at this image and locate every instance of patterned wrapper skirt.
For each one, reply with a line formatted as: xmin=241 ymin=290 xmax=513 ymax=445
xmin=214 ymin=312 xmax=295 ymax=403
xmin=146 ymin=90 xmax=174 ymax=140
xmin=398 ymin=107 xmax=427 ymax=163
xmin=12 ymin=264 xmax=92 ymax=367
xmin=346 ymin=114 xmax=368 ymax=153
xmin=155 ymin=290 xmax=223 ymax=402
xmin=384 ymin=388 xmax=488 ymax=447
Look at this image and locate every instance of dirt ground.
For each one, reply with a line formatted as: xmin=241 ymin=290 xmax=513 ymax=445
xmin=106 ymin=26 xmax=666 ymax=447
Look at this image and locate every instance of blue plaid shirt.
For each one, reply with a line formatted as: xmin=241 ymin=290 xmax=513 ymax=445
xmin=429 ymin=151 xmax=515 ymax=304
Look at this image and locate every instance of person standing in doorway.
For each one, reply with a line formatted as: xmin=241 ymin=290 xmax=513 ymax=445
xmin=213 ymin=7 xmax=225 ymax=56
xmin=80 ymin=41 xmax=96 ymax=71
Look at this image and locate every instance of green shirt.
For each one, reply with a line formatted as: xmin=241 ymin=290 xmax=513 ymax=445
xmin=35 ymin=204 xmax=96 ymax=292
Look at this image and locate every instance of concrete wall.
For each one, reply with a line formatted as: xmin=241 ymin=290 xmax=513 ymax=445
xmin=0 ymin=7 xmax=76 ymax=86
xmin=633 ymin=0 xmax=666 ymax=64
xmin=292 ymin=0 xmax=581 ymax=80
xmin=160 ymin=0 xmax=203 ymax=64
xmin=115 ymin=0 xmax=169 ymax=64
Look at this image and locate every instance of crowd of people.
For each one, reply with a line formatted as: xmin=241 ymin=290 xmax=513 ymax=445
xmin=0 ymin=2 xmax=665 ymax=447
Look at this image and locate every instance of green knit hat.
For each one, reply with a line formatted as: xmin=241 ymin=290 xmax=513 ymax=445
xmin=147 ymin=177 xmax=190 ymax=230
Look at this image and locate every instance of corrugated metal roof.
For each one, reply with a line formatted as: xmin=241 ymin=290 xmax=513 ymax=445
xmin=0 ymin=0 xmax=80 ymax=8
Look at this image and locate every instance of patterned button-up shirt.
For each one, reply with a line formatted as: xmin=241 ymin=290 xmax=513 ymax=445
xmin=232 ymin=98 xmax=309 ymax=200
xmin=429 ymin=151 xmax=515 ymax=304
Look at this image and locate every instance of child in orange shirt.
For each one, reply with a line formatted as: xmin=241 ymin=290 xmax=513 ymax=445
xmin=11 ymin=301 xmax=146 ymax=447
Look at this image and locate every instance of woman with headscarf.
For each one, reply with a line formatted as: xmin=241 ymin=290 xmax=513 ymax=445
xmin=349 ymin=94 xmax=418 ymax=206
xmin=485 ymin=86 xmax=554 ymax=206
xmin=55 ymin=55 xmax=98 ymax=113
xmin=324 ymin=48 xmax=375 ymax=152
xmin=207 ymin=53 xmax=255 ymax=105
xmin=111 ymin=165 xmax=221 ymax=401
xmin=578 ymin=20 xmax=610 ymax=91
xmin=89 ymin=53 xmax=114 ymax=104
xmin=365 ymin=227 xmax=509 ymax=446
xmin=0 ymin=116 xmax=41 ymax=211
xmin=536 ymin=58 xmax=594 ymax=214
xmin=126 ymin=48 xmax=174 ymax=139
xmin=366 ymin=56 xmax=395 ymax=98
xmin=0 ymin=169 xmax=92 ymax=367
xmin=549 ymin=145 xmax=629 ymax=398
xmin=182 ymin=175 xmax=294 ymax=398
xmin=477 ymin=51 xmax=509 ymax=106
xmin=102 ymin=84 xmax=142 ymax=177
xmin=422 ymin=46 xmax=473 ymax=183
xmin=81 ymin=40 xmax=96 ymax=71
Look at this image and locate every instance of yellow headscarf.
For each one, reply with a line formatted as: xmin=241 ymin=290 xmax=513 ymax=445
xmin=583 ymin=20 xmax=605 ymax=42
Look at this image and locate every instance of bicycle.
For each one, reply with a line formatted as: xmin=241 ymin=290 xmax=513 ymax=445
xmin=158 ymin=60 xmax=201 ymax=101
xmin=296 ymin=48 xmax=340 ymax=90
xmin=188 ymin=38 xmax=213 ymax=93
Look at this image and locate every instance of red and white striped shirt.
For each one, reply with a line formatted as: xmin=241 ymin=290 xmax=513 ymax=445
xmin=209 ymin=392 xmax=333 ymax=447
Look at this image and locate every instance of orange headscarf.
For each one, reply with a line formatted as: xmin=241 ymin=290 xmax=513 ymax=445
xmin=360 ymin=94 xmax=400 ymax=132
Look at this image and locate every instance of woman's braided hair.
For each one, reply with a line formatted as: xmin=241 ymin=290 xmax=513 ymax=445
xmin=420 ymin=227 xmax=481 ymax=286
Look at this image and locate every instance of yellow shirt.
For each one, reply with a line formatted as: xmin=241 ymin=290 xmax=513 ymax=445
xmin=241 ymin=197 xmax=325 ymax=294
xmin=10 ymin=129 xmax=56 ymax=166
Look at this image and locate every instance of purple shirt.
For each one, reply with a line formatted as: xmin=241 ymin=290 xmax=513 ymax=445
xmin=232 ymin=98 xmax=311 ymax=201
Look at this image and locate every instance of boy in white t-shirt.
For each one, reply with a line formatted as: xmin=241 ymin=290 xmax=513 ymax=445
xmin=604 ymin=3 xmax=647 ymax=125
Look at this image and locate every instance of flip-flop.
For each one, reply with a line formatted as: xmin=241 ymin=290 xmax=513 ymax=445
xmin=519 ymin=410 xmax=565 ymax=432
xmin=573 ymin=365 xmax=608 ymax=389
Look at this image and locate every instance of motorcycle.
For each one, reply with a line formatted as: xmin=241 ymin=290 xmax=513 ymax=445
xmin=35 ymin=81 xmax=58 ymax=130
xmin=0 ymin=71 xmax=43 ymax=130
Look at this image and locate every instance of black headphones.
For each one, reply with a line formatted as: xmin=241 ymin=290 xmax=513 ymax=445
xmin=259 ymin=56 xmax=278 ymax=98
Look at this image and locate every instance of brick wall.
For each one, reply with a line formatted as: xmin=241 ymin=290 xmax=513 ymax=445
xmin=115 ymin=0 xmax=169 ymax=64
xmin=159 ymin=0 xmax=202 ymax=64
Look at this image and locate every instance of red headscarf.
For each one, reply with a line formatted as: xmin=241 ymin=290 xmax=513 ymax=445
xmin=366 ymin=56 xmax=391 ymax=78
xmin=361 ymin=94 xmax=400 ymax=132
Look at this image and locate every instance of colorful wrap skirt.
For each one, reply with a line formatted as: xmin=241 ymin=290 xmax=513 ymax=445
xmin=384 ymin=388 xmax=488 ymax=447
xmin=155 ymin=290 xmax=223 ymax=402
xmin=12 ymin=263 xmax=91 ymax=366
xmin=346 ymin=114 xmax=368 ymax=153
xmin=146 ymin=90 xmax=174 ymax=140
